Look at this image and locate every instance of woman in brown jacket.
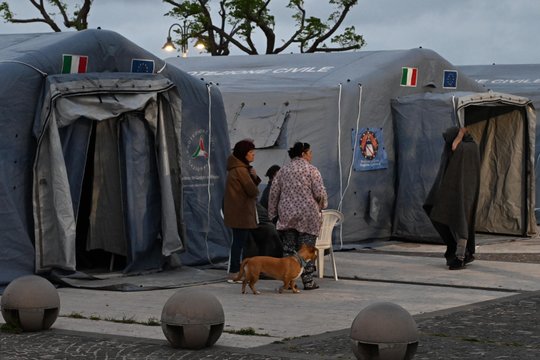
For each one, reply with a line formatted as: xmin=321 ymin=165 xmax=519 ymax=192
xmin=223 ymin=139 xmax=261 ymax=281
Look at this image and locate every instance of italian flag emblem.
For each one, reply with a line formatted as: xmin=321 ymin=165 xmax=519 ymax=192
xmin=401 ymin=67 xmax=418 ymax=87
xmin=62 ymin=54 xmax=88 ymax=74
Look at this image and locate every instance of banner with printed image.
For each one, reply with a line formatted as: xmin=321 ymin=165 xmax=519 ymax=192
xmin=352 ymin=128 xmax=388 ymax=171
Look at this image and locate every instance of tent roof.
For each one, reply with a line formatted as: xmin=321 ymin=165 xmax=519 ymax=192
xmin=168 ymin=48 xmax=479 ymax=91
xmin=0 ymin=30 xmax=168 ymax=76
xmin=460 ymin=64 xmax=540 ymax=94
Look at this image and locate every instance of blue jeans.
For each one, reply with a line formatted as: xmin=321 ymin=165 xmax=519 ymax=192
xmin=228 ymin=228 xmax=250 ymax=273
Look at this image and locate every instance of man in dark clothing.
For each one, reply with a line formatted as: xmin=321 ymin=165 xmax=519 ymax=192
xmin=260 ymin=165 xmax=280 ymax=210
xmin=424 ymin=127 xmax=480 ymax=270
xmin=244 ymin=203 xmax=283 ymax=259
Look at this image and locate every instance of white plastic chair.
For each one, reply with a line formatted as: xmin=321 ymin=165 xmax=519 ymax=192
xmin=315 ymin=209 xmax=344 ymax=280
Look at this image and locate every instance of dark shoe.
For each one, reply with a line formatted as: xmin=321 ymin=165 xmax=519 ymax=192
xmin=445 ymin=256 xmax=456 ymax=266
xmin=464 ymin=254 xmax=475 ymax=264
xmin=303 ymin=283 xmax=319 ymax=290
xmin=448 ymin=258 xmax=465 ymax=270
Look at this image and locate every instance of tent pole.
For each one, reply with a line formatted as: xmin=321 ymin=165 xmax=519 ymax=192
xmin=109 ymin=253 xmax=115 ymax=272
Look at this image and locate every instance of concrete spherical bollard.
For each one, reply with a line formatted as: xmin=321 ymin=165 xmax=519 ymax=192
xmin=161 ymin=289 xmax=224 ymax=349
xmin=350 ymin=302 xmax=419 ymax=360
xmin=1 ymin=275 xmax=60 ymax=332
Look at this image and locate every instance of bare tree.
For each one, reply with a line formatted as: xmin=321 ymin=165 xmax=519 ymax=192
xmin=0 ymin=0 xmax=93 ymax=31
xmin=163 ymin=0 xmax=365 ymax=55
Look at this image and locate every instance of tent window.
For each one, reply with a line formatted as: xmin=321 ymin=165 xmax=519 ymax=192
xmin=228 ymin=101 xmax=290 ymax=149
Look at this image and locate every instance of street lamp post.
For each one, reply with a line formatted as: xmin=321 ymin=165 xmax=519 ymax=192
xmin=162 ymin=20 xmax=191 ymax=57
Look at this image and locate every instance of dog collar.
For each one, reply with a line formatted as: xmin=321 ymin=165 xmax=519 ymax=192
xmin=293 ymin=252 xmax=308 ymax=268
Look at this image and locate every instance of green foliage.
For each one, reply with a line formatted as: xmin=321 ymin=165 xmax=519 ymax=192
xmin=0 ymin=2 xmax=13 ymax=22
xmin=331 ymin=26 xmax=364 ymax=49
xmin=145 ymin=317 xmax=161 ymax=326
xmin=224 ymin=327 xmax=270 ymax=336
xmin=106 ymin=315 xmax=137 ymax=324
xmin=163 ymin=0 xmax=364 ymax=55
xmin=66 ymin=312 xmax=85 ymax=319
xmin=60 ymin=312 xmax=160 ymax=326
xmin=0 ymin=322 xmax=23 ymax=334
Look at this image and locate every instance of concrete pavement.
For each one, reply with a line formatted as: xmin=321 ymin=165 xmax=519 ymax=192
xmin=1 ymin=235 xmax=539 ymax=357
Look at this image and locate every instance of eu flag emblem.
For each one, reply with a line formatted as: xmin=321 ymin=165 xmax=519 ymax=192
xmin=131 ymin=59 xmax=155 ymax=73
xmin=443 ymin=70 xmax=458 ymax=89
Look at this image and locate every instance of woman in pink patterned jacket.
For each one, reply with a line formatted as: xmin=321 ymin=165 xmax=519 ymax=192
xmin=268 ymin=142 xmax=328 ymax=290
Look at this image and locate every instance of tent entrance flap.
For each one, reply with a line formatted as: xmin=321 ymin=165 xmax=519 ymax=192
xmin=465 ymin=106 xmax=528 ymax=235
xmin=74 ymin=118 xmax=128 ymax=271
xmin=85 ymin=118 xmax=126 ymax=258
xmin=77 ymin=113 xmax=163 ymax=272
xmin=33 ymin=74 xmax=184 ymax=274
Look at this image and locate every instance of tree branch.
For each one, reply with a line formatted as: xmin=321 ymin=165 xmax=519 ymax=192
xmin=306 ymin=2 xmax=353 ymax=52
xmin=4 ymin=0 xmax=91 ymax=31
xmin=210 ymin=24 xmax=255 ymax=54
xmin=243 ymin=1 xmax=275 ymax=53
xmin=48 ymin=0 xmax=71 ymax=28
xmin=74 ymin=0 xmax=92 ymax=30
xmin=27 ymin=0 xmax=62 ymax=31
xmin=273 ymin=2 xmax=305 ymax=54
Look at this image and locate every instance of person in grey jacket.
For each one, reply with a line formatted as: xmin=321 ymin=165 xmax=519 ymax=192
xmin=223 ymin=139 xmax=261 ymax=281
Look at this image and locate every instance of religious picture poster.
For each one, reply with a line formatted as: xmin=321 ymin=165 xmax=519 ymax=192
xmin=352 ymin=128 xmax=388 ymax=171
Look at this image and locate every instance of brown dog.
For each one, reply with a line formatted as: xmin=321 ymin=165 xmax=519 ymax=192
xmin=233 ymin=244 xmax=317 ymax=294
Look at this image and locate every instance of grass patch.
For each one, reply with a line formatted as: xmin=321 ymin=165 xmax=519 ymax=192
xmin=431 ymin=333 xmax=450 ymax=337
xmin=224 ymin=327 xmax=270 ymax=337
xmin=504 ymin=342 xmax=524 ymax=347
xmin=66 ymin=312 xmax=86 ymax=319
xmin=145 ymin=317 xmax=160 ymax=326
xmin=0 ymin=322 xmax=23 ymax=334
xmin=105 ymin=315 xmax=137 ymax=324
xmin=60 ymin=313 xmax=160 ymax=326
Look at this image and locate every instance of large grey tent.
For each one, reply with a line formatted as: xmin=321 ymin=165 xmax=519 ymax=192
xmin=460 ymin=64 xmax=540 ymax=221
xmin=168 ymin=49 xmax=536 ymax=245
xmin=0 ymin=30 xmax=231 ymax=290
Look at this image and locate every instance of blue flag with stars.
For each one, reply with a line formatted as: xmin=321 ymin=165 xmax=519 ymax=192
xmin=131 ymin=59 xmax=155 ymax=73
xmin=443 ymin=70 xmax=458 ymax=89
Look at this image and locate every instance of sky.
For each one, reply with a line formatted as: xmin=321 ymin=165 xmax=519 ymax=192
xmin=0 ymin=0 xmax=539 ymax=65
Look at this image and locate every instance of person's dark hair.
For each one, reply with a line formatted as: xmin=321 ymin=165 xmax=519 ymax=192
xmin=288 ymin=142 xmax=310 ymax=159
xmin=233 ymin=139 xmax=255 ymax=164
xmin=265 ymin=165 xmax=280 ymax=179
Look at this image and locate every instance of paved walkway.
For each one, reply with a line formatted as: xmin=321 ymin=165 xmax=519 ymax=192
xmin=1 ymin=236 xmax=539 ymax=359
